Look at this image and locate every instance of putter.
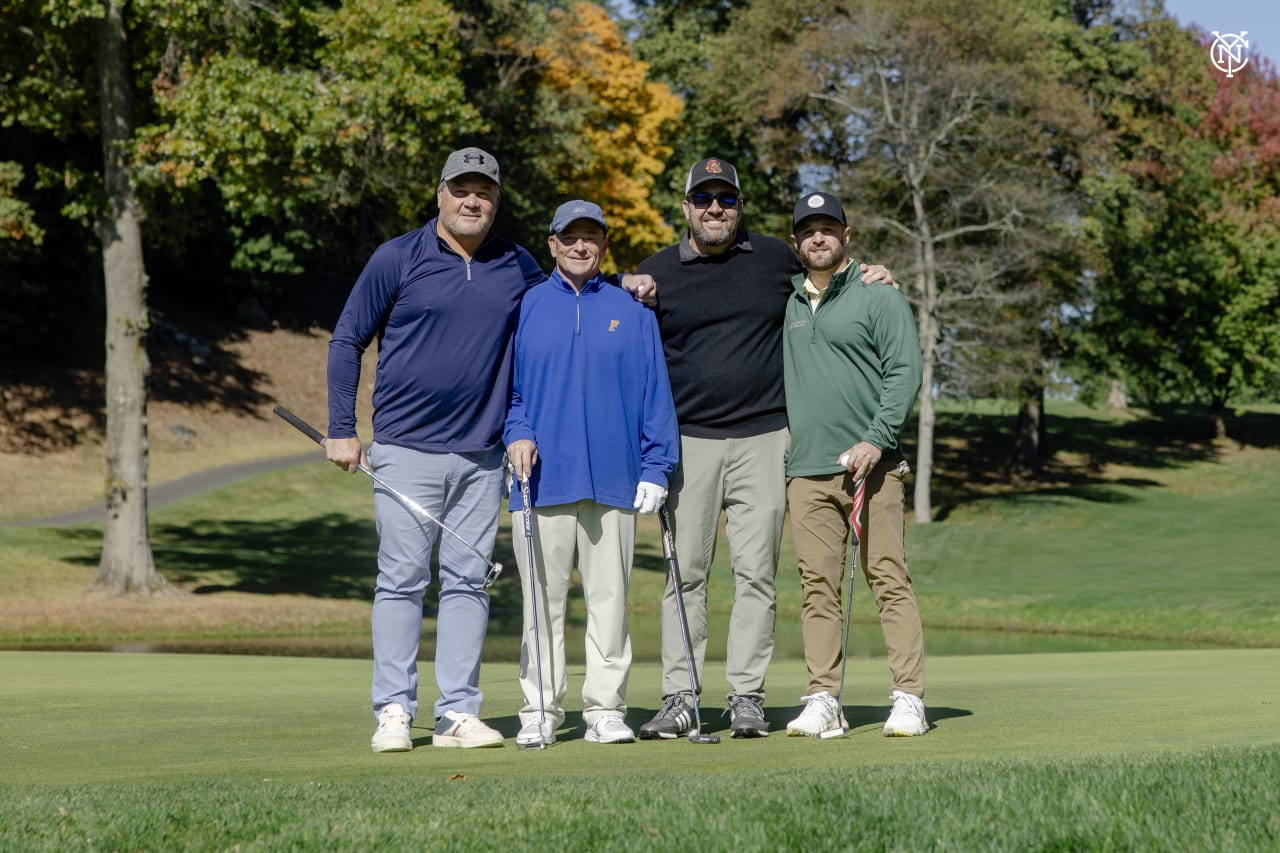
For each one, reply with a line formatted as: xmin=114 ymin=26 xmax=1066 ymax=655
xmin=272 ymin=405 xmax=503 ymax=589
xmin=658 ymin=506 xmax=720 ymax=744
xmin=815 ymin=476 xmax=865 ymax=741
xmin=518 ymin=476 xmax=549 ymax=750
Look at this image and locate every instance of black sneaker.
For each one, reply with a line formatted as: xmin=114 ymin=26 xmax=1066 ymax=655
xmin=726 ymin=694 xmax=769 ymax=738
xmin=639 ymin=694 xmax=695 ymax=740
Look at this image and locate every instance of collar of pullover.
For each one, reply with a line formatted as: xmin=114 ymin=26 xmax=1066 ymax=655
xmin=550 ymin=268 xmax=606 ymax=294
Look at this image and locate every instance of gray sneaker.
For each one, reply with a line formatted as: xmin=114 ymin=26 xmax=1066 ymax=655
xmin=726 ymin=694 xmax=769 ymax=738
xmin=639 ymin=694 xmax=695 ymax=740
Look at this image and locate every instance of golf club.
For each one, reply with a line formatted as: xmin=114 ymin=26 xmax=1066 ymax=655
xmin=518 ymin=476 xmax=549 ymax=750
xmin=658 ymin=505 xmax=720 ymax=745
xmin=272 ymin=405 xmax=503 ymax=589
xmin=815 ymin=475 xmax=865 ymax=741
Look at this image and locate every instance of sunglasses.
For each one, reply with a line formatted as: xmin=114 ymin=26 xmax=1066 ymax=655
xmin=686 ymin=192 xmax=742 ymax=209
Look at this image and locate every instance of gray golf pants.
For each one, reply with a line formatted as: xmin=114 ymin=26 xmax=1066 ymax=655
xmin=660 ymin=428 xmax=788 ymax=703
xmin=368 ymin=442 xmax=504 ymax=723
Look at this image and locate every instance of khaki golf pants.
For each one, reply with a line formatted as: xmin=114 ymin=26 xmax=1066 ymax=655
xmin=513 ymin=500 xmax=634 ymax=728
xmin=661 ymin=428 xmax=788 ymax=703
xmin=787 ymin=461 xmax=925 ymax=698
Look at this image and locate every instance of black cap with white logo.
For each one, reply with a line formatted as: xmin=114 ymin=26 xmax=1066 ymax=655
xmin=792 ymin=191 xmax=846 ymax=229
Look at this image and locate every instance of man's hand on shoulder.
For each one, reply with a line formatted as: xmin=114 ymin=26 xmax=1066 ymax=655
xmin=619 ymin=273 xmax=657 ymax=307
xmin=859 ymin=263 xmax=899 ymax=291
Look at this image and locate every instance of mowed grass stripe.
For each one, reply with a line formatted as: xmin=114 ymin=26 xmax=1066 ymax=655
xmin=3 ymin=650 xmax=1278 ymax=851
xmin=3 ymin=649 xmax=1277 ymax=787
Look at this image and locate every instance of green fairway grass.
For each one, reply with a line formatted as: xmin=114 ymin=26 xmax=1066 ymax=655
xmin=4 ymin=402 xmax=1278 ymax=651
xmin=2 ymin=650 xmax=1278 ymax=850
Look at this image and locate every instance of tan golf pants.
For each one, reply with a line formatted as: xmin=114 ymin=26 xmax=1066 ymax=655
xmin=786 ymin=461 xmax=925 ymax=698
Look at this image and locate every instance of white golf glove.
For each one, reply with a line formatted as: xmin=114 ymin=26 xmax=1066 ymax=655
xmin=633 ymin=482 xmax=667 ymax=514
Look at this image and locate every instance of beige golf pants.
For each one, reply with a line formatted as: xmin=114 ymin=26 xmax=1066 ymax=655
xmin=661 ymin=428 xmax=788 ymax=703
xmin=513 ymin=500 xmax=634 ymax=727
xmin=786 ymin=461 xmax=925 ymax=698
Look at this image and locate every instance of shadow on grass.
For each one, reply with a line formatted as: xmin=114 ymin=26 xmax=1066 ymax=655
xmin=918 ymin=404 xmax=1280 ymax=521
xmin=453 ymin=703 xmax=975 ymax=742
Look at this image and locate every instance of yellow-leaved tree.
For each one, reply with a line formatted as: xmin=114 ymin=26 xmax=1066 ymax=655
xmin=533 ymin=2 xmax=681 ymax=270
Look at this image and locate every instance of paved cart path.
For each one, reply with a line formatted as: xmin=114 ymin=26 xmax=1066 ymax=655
xmin=3 ymin=451 xmax=321 ymax=527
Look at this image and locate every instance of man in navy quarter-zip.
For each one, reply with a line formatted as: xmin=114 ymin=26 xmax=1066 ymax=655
xmin=505 ymin=200 xmax=678 ymax=746
xmin=326 ymin=149 xmax=656 ymax=753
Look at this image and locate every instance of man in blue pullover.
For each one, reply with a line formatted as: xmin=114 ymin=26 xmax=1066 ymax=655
xmin=505 ymin=200 xmax=679 ymax=746
xmin=326 ymin=149 xmax=655 ymax=753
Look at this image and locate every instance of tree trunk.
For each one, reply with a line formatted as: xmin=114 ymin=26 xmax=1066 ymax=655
xmin=908 ymin=178 xmax=938 ymax=524
xmin=913 ymin=360 xmax=936 ymax=524
xmin=910 ymin=242 xmax=938 ymax=524
xmin=1011 ymin=378 xmax=1046 ymax=477
xmin=89 ymin=0 xmax=165 ymax=595
xmin=1210 ymin=396 xmax=1227 ymax=441
xmin=1106 ymin=378 xmax=1127 ymax=410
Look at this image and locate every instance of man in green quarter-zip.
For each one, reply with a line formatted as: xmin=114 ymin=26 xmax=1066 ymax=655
xmin=781 ymin=191 xmax=929 ymax=739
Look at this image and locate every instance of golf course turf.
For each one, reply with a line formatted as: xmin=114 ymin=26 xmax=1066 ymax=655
xmin=3 ymin=650 xmax=1277 ymax=850
xmin=3 ymin=402 xmax=1278 ymax=849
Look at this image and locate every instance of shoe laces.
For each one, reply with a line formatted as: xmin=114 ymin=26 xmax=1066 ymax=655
xmin=378 ymin=705 xmax=411 ymax=724
xmin=801 ymin=692 xmax=838 ymax=714
xmin=891 ymin=691 xmax=924 ymax=718
xmin=658 ymin=694 xmax=691 ymax=719
xmin=725 ymin=694 xmax=762 ymax=720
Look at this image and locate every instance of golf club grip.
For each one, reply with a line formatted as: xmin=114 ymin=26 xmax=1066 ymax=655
xmin=520 ymin=479 xmax=534 ymax=536
xmin=273 ymin=405 xmax=326 ymax=446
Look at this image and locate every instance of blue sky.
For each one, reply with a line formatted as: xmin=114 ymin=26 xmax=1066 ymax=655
xmin=1162 ymin=0 xmax=1278 ymax=68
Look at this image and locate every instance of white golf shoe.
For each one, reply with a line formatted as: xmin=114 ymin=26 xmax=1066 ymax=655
xmin=883 ymin=690 xmax=929 ymax=737
xmin=517 ymin=717 xmax=557 ymax=748
xmin=371 ymin=702 xmax=413 ymax=753
xmin=585 ymin=714 xmax=636 ymax=743
xmin=786 ymin=691 xmax=845 ymax=737
xmin=433 ymin=710 xmax=504 ymax=748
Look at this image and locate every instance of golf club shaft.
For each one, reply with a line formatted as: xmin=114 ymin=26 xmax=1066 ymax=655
xmin=833 ymin=477 xmax=866 ymax=720
xmin=520 ymin=477 xmax=548 ymax=742
xmin=659 ymin=506 xmax=706 ymax=731
xmin=272 ymin=405 xmax=503 ymax=587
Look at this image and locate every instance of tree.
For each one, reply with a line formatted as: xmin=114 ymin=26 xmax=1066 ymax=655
xmin=90 ymin=0 xmax=166 ymax=593
xmin=529 ymin=2 xmax=681 ymax=268
xmin=140 ymin=0 xmax=484 ymax=284
xmin=441 ymin=0 xmax=682 ymax=264
xmin=0 ymin=0 xmax=183 ymax=592
xmin=706 ymin=0 xmax=1080 ymax=520
xmin=626 ymin=0 xmax=796 ymax=235
xmin=1070 ymin=15 xmax=1280 ymax=437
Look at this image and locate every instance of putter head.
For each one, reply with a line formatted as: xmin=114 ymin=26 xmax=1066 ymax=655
xmin=688 ymin=729 xmax=720 ymax=744
xmin=517 ymin=740 xmax=547 ymax=751
xmin=814 ymin=726 xmax=850 ymax=741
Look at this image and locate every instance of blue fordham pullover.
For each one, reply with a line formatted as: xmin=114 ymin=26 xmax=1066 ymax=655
xmin=504 ymin=270 xmax=679 ymax=511
xmin=327 ymin=218 xmax=546 ymax=452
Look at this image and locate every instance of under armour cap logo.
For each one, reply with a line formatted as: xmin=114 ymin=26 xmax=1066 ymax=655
xmin=705 ymin=160 xmax=723 ymax=175
xmin=807 ymin=194 xmax=825 ymax=208
xmin=463 ymin=153 xmax=485 ymax=164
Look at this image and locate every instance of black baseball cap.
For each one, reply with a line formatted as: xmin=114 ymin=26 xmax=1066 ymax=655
xmin=793 ymin=191 xmax=846 ymax=229
xmin=685 ymin=157 xmax=740 ymax=193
